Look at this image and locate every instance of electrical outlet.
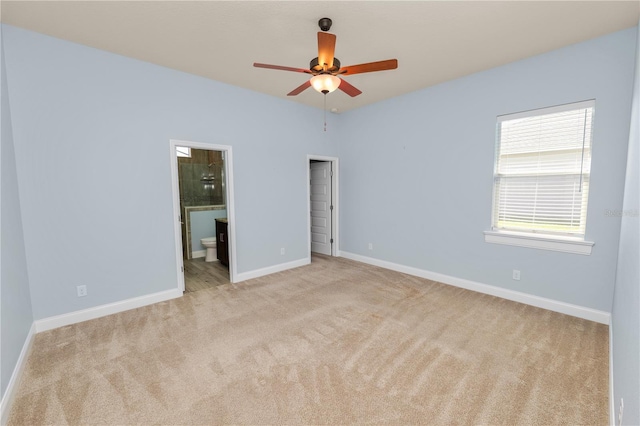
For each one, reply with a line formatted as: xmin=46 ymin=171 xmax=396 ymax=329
xmin=618 ymin=398 xmax=624 ymax=426
xmin=77 ymin=285 xmax=87 ymax=297
xmin=368 ymin=243 xmax=373 ymax=250
xmin=512 ymin=270 xmax=521 ymax=281
xmin=280 ymin=248 xmax=285 ymax=255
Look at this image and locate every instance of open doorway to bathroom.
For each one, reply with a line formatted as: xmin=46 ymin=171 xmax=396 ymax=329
xmin=170 ymin=140 xmax=237 ymax=293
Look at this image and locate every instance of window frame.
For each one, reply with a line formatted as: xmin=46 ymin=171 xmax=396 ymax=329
xmin=485 ymin=100 xmax=596 ymax=255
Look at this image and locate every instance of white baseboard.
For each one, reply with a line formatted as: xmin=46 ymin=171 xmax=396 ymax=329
xmin=192 ymin=250 xmax=206 ymax=259
xmin=34 ymin=288 xmax=183 ymax=333
xmin=609 ymin=323 xmax=615 ymax=426
xmin=1 ymin=323 xmax=36 ymax=426
xmin=340 ymin=251 xmax=611 ymax=325
xmin=234 ymin=257 xmax=310 ymax=283
xmin=33 ymin=257 xmax=309 ymax=332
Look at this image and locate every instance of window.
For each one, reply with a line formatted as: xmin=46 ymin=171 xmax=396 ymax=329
xmin=176 ymin=146 xmax=191 ymax=158
xmin=485 ymin=100 xmax=595 ymax=255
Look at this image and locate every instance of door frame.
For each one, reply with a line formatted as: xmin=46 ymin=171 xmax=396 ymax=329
xmin=307 ymin=155 xmax=339 ymax=257
xmin=170 ymin=139 xmax=237 ymax=291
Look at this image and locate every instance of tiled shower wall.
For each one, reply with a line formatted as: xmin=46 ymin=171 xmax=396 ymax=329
xmin=178 ymin=148 xmax=225 ymax=206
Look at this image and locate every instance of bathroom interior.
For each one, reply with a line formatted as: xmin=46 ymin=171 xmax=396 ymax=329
xmin=176 ymin=146 xmax=230 ymax=292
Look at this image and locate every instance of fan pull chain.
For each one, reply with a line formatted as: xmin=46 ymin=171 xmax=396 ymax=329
xmin=323 ymin=94 xmax=327 ymax=132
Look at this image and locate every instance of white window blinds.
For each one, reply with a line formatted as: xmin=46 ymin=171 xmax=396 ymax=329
xmin=492 ymin=100 xmax=595 ymax=237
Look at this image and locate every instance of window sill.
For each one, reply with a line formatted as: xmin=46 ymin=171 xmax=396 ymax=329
xmin=484 ymin=231 xmax=594 ymax=255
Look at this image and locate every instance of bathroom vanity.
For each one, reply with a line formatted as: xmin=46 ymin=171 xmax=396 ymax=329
xmin=215 ymin=218 xmax=229 ymax=267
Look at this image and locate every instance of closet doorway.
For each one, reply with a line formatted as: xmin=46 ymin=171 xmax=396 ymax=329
xmin=308 ymin=155 xmax=339 ymax=258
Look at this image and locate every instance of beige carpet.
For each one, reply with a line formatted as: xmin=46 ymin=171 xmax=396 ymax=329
xmin=8 ymin=255 xmax=609 ymax=425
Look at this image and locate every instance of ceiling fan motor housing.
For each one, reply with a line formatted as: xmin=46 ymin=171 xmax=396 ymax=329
xmin=310 ymin=57 xmax=341 ymax=74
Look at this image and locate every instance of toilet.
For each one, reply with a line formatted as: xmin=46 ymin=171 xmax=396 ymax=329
xmin=200 ymin=237 xmax=217 ymax=262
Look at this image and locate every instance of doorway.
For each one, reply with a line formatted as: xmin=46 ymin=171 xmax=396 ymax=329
xmin=308 ymin=155 xmax=339 ymax=258
xmin=170 ymin=140 xmax=237 ymax=292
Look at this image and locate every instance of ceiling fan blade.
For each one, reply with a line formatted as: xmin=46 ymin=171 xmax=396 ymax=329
xmin=337 ymin=78 xmax=362 ymax=97
xmin=340 ymin=59 xmax=398 ymax=75
xmin=287 ymin=80 xmax=312 ymax=96
xmin=317 ymin=32 xmax=336 ymax=69
xmin=253 ymin=63 xmax=311 ymax=74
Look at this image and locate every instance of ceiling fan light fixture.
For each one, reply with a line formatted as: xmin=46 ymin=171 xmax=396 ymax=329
xmin=310 ymin=74 xmax=341 ymax=94
xmin=253 ymin=18 xmax=397 ymax=98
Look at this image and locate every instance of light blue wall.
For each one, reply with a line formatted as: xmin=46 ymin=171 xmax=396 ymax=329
xmin=1 ymin=24 xmax=339 ymax=320
xmin=338 ymin=27 xmax=637 ymax=312
xmin=0 ymin=32 xmax=34 ymax=398
xmin=612 ymin=21 xmax=640 ymax=426
xmin=190 ymin=208 xmax=227 ymax=254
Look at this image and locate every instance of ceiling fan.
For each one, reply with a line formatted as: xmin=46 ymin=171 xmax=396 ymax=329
xmin=253 ymin=18 xmax=398 ymax=97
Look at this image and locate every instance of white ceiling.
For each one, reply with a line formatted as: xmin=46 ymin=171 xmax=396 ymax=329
xmin=1 ymin=1 xmax=639 ymax=113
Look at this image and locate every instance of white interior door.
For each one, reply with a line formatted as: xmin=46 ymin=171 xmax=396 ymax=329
xmin=310 ymin=161 xmax=332 ymax=255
